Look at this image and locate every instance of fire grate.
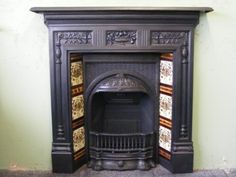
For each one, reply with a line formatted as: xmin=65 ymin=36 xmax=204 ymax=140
xmin=89 ymin=132 xmax=154 ymax=156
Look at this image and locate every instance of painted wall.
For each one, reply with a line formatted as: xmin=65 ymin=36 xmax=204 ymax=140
xmin=0 ymin=0 xmax=236 ymax=171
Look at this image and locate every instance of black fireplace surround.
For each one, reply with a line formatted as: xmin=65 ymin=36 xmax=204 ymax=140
xmin=31 ymin=7 xmax=213 ymax=174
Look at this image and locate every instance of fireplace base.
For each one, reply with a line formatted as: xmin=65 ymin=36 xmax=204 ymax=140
xmin=88 ymin=159 xmax=156 ymax=171
xmin=89 ymin=132 xmax=155 ymax=170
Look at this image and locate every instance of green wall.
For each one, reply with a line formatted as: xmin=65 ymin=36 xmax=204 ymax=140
xmin=0 ymin=0 xmax=236 ymax=171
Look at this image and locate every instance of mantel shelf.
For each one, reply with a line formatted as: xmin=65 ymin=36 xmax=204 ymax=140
xmin=30 ymin=6 xmax=213 ymax=26
xmin=31 ymin=6 xmax=213 ymax=13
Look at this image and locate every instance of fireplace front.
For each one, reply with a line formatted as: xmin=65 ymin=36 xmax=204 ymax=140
xmin=31 ymin=7 xmax=213 ymax=174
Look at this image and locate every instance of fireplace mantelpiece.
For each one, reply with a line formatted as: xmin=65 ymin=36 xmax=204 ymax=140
xmin=31 ymin=7 xmax=213 ymax=174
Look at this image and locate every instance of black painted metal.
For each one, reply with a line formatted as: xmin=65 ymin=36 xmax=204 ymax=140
xmin=31 ymin=7 xmax=213 ymax=173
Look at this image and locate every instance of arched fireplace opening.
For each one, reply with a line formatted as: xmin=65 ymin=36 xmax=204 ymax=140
xmin=87 ymin=73 xmax=156 ymax=170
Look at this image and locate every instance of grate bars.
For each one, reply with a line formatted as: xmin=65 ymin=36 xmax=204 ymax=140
xmin=90 ymin=132 xmax=153 ymax=153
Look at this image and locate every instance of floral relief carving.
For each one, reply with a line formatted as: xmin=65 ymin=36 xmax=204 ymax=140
xmin=151 ymin=31 xmax=187 ymax=45
xmin=56 ymin=31 xmax=92 ymax=46
xmin=99 ymin=73 xmax=145 ymax=90
xmin=106 ymin=30 xmax=137 ymax=46
xmin=54 ymin=31 xmax=92 ymax=64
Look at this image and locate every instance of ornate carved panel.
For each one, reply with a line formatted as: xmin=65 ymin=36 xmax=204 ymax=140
xmin=57 ymin=31 xmax=92 ymax=45
xmin=106 ymin=30 xmax=137 ymax=46
xmin=151 ymin=31 xmax=187 ymax=45
xmin=98 ymin=73 xmax=145 ymax=91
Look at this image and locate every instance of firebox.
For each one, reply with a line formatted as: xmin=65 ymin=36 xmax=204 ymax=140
xmin=84 ymin=53 xmax=157 ymax=170
xmin=31 ymin=7 xmax=213 ymax=174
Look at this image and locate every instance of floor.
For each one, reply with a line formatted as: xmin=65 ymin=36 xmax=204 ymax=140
xmin=0 ymin=165 xmax=235 ymax=177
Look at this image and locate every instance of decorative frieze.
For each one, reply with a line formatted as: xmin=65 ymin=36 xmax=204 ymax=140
xmin=54 ymin=30 xmax=190 ymax=50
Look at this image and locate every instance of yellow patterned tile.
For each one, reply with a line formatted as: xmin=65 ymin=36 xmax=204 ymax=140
xmin=72 ymin=95 xmax=84 ymax=120
xmin=73 ymin=127 xmax=85 ymax=152
xmin=71 ymin=61 xmax=83 ymax=86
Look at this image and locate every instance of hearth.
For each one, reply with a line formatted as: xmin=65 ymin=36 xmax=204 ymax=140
xmin=31 ymin=7 xmax=213 ymax=174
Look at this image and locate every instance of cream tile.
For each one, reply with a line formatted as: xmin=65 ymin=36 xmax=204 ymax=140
xmin=160 ymin=60 xmax=173 ymax=86
xmin=73 ymin=127 xmax=85 ymax=152
xmin=72 ymin=95 xmax=84 ymax=120
xmin=71 ymin=61 xmax=83 ymax=86
xmin=159 ymin=125 xmax=171 ymax=152
xmin=159 ymin=93 xmax=172 ymax=120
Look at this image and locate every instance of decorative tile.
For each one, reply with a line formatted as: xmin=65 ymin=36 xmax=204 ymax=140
xmin=159 ymin=93 xmax=172 ymax=120
xmin=74 ymin=148 xmax=86 ymax=160
xmin=159 ymin=117 xmax=172 ymax=129
xmin=159 ymin=125 xmax=171 ymax=152
xmin=73 ymin=127 xmax=85 ymax=152
xmin=71 ymin=85 xmax=83 ymax=96
xmin=70 ymin=54 xmax=82 ymax=61
xmin=160 ymin=53 xmax=174 ymax=60
xmin=72 ymin=95 xmax=84 ymax=120
xmin=71 ymin=61 xmax=83 ymax=86
xmin=159 ymin=149 xmax=171 ymax=160
xmin=160 ymin=85 xmax=173 ymax=95
xmin=160 ymin=60 xmax=173 ymax=85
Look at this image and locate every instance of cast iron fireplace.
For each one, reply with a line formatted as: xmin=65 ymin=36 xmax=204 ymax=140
xmin=31 ymin=7 xmax=213 ymax=174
